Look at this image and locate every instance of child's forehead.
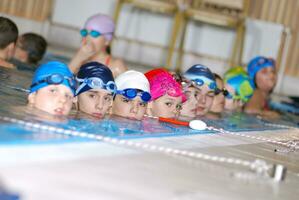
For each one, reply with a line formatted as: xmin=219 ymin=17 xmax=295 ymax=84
xmin=158 ymin=94 xmax=182 ymax=102
xmin=42 ymin=84 xmax=73 ymax=93
xmin=85 ymin=89 xmax=112 ymax=95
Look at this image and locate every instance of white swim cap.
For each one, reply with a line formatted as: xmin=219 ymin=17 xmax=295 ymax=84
xmin=115 ymin=70 xmax=150 ymax=93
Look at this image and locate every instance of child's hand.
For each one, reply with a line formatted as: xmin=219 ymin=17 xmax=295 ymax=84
xmin=69 ymin=40 xmax=96 ymax=74
xmin=76 ymin=40 xmax=96 ymax=62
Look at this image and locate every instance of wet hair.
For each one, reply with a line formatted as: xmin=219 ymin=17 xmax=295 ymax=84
xmin=213 ymin=73 xmax=223 ymax=81
xmin=0 ymin=16 xmax=18 ymax=49
xmin=18 ymin=33 xmax=47 ymax=64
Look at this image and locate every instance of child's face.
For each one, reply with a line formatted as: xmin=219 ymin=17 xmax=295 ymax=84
xmin=181 ymin=86 xmax=199 ymax=118
xmin=82 ymin=33 xmax=107 ymax=53
xmin=224 ymin=84 xmax=243 ymax=111
xmin=77 ymin=89 xmax=113 ymax=118
xmin=196 ymin=84 xmax=215 ymax=116
xmin=112 ymin=95 xmax=147 ymax=120
xmin=256 ymin=67 xmax=276 ymax=92
xmin=148 ymin=94 xmax=182 ymax=118
xmin=13 ymin=37 xmax=27 ymax=63
xmin=210 ymin=78 xmax=225 ymax=113
xmin=28 ymin=85 xmax=75 ymax=116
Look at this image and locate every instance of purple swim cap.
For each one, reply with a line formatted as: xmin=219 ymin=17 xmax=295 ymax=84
xmin=83 ymin=13 xmax=115 ymax=41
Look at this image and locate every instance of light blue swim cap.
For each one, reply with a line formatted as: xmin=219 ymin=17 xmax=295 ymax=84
xmin=30 ymin=61 xmax=76 ymax=95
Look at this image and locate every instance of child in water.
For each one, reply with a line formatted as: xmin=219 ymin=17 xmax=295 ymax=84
xmin=175 ymin=74 xmax=199 ymax=119
xmin=112 ymin=70 xmax=151 ymax=120
xmin=0 ymin=17 xmax=18 ymax=69
xmin=12 ymin=32 xmax=47 ymax=70
xmin=209 ymin=73 xmax=226 ymax=114
xmin=75 ymin=62 xmax=116 ymax=119
xmin=145 ymin=68 xmax=186 ymax=118
xmin=28 ymin=61 xmax=76 ymax=116
xmin=224 ymin=66 xmax=254 ymax=112
xmin=70 ymin=13 xmax=127 ymax=77
xmin=245 ymin=56 xmax=279 ymax=117
xmin=183 ymin=64 xmax=217 ymax=117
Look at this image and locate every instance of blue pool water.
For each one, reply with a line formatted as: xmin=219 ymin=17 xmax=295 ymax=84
xmin=0 ymin=57 xmax=298 ymax=146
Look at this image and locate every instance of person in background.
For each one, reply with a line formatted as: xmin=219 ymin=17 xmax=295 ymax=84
xmin=75 ymin=61 xmax=116 ymax=119
xmin=11 ymin=32 xmax=47 ymax=70
xmin=69 ymin=13 xmax=127 ymax=78
xmin=209 ymin=73 xmax=226 ymax=114
xmin=224 ymin=66 xmax=254 ymax=112
xmin=244 ymin=56 xmax=279 ymax=117
xmin=145 ymin=68 xmax=186 ymax=118
xmin=28 ymin=61 xmax=76 ymax=116
xmin=0 ymin=16 xmax=18 ymax=69
xmin=112 ymin=70 xmax=151 ymax=120
xmin=183 ymin=64 xmax=216 ymax=117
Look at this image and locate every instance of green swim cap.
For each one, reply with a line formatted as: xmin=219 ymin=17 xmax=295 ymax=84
xmin=224 ymin=66 xmax=254 ymax=102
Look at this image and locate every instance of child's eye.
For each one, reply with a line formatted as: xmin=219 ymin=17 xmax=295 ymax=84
xmin=89 ymin=94 xmax=96 ymax=98
xmin=49 ymin=88 xmax=58 ymax=93
xmin=121 ymin=97 xmax=130 ymax=103
xmin=165 ymin=102 xmax=173 ymax=107
xmin=176 ymin=104 xmax=182 ymax=111
xmin=139 ymin=102 xmax=147 ymax=107
xmin=207 ymin=93 xmax=215 ymax=98
xmin=65 ymin=93 xmax=73 ymax=100
xmin=104 ymin=96 xmax=112 ymax=102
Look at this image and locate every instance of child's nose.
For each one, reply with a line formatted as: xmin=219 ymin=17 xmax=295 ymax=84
xmin=95 ymin=98 xmax=104 ymax=110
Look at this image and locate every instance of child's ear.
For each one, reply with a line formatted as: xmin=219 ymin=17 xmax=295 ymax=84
xmin=27 ymin=93 xmax=36 ymax=105
xmin=7 ymin=42 xmax=16 ymax=59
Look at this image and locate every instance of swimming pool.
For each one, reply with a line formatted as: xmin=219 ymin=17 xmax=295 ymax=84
xmin=1 ymin=64 xmax=299 ymax=200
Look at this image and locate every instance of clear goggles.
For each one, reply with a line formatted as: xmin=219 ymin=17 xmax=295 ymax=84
xmin=76 ymin=77 xmax=116 ymax=95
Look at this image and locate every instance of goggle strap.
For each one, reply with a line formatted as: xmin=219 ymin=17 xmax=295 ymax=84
xmin=75 ymin=82 xmax=87 ymax=95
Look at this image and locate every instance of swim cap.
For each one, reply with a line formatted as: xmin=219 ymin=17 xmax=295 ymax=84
xmin=184 ymin=64 xmax=216 ymax=90
xmin=30 ymin=61 xmax=75 ymax=94
xmin=144 ymin=68 xmax=186 ymax=102
xmin=224 ymin=66 xmax=254 ymax=102
xmin=76 ymin=61 xmax=115 ymax=96
xmin=247 ymin=56 xmax=275 ymax=88
xmin=83 ymin=13 xmax=115 ymax=41
xmin=115 ymin=70 xmax=150 ymax=92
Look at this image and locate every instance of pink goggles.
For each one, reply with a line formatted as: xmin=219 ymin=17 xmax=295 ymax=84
xmin=145 ymin=69 xmax=186 ymax=102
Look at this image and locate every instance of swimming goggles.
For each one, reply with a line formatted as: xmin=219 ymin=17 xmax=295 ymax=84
xmin=30 ymin=73 xmax=76 ymax=90
xmin=215 ymin=88 xmax=229 ymax=96
xmin=76 ymin=77 xmax=116 ymax=95
xmin=117 ymin=89 xmax=151 ymax=102
xmin=80 ymin=29 xmax=113 ymax=38
xmin=192 ymin=78 xmax=217 ymax=90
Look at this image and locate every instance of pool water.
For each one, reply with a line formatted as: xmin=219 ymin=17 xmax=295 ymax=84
xmin=0 ymin=60 xmax=298 ymax=146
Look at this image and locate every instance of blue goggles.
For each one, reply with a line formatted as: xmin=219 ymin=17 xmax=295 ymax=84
xmin=80 ymin=29 xmax=112 ymax=38
xmin=30 ymin=73 xmax=76 ymax=91
xmin=192 ymin=78 xmax=217 ymax=90
xmin=117 ymin=89 xmax=151 ymax=102
xmin=76 ymin=77 xmax=116 ymax=95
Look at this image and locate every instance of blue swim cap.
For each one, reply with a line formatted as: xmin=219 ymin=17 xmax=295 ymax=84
xmin=30 ymin=61 xmax=75 ymax=94
xmin=184 ymin=64 xmax=216 ymax=89
xmin=247 ymin=56 xmax=275 ymax=88
xmin=76 ymin=61 xmax=115 ymax=96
